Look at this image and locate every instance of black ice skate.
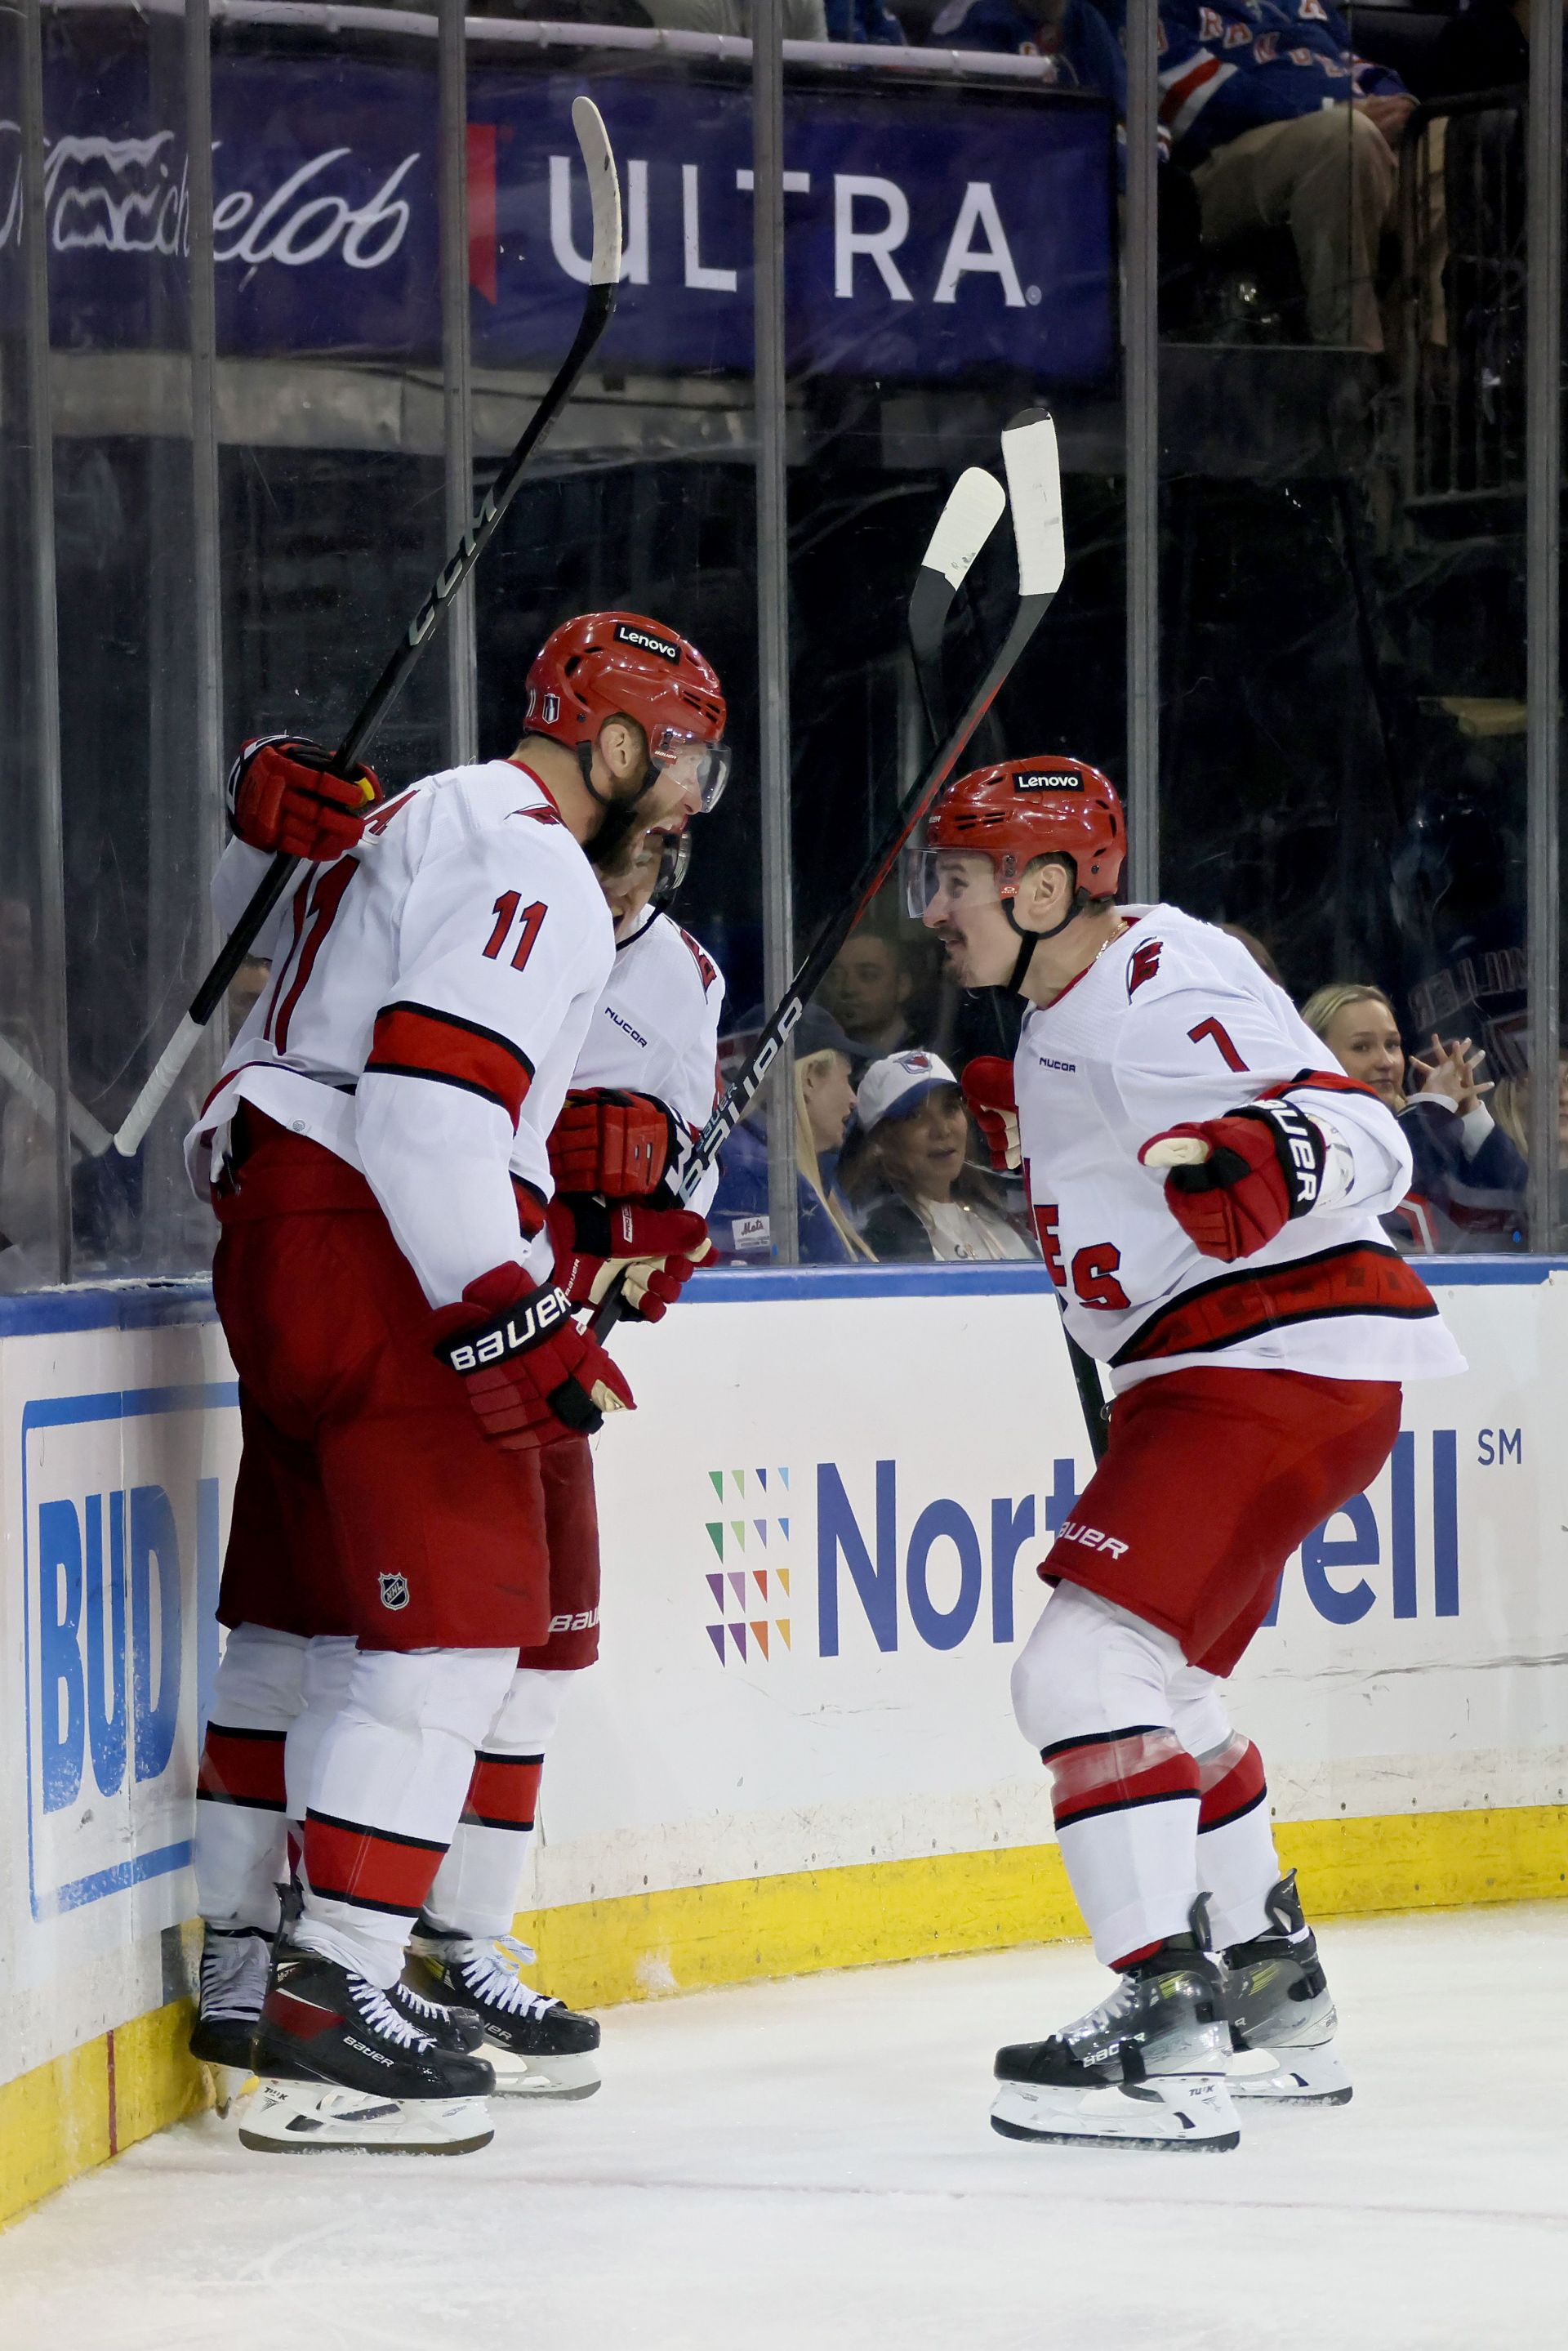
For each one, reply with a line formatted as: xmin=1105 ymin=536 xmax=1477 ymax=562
xmin=189 ymin=1924 xmax=270 ymax=2112
xmin=239 ymin=1943 xmax=496 ymax=2154
xmin=991 ymin=1916 xmax=1239 ymax=2152
xmin=1223 ymin=1871 xmax=1352 ymax=2106
xmin=408 ymin=1923 xmax=601 ymax=2099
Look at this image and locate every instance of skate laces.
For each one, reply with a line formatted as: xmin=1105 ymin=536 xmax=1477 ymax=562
xmin=199 ymin=1929 xmax=270 ymax=2021
xmin=349 ymin=1974 xmax=436 ymax=2051
xmin=461 ymin=1935 xmax=561 ymax=2019
xmin=394 ymin=1980 xmax=463 ymax=2026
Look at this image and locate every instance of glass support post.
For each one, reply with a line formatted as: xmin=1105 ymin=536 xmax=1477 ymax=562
xmin=439 ymin=0 xmax=477 ymax=765
xmin=1124 ymin=0 xmax=1160 ymax=903
xmin=20 ymin=0 xmax=69 ymax=1282
xmin=1525 ymin=0 xmax=1562 ymax=1247
xmin=754 ymin=3 xmax=798 ymax=1262
xmin=186 ymin=0 xmax=224 ymax=1048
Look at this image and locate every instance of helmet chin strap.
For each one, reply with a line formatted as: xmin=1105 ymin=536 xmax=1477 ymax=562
xmin=1004 ymin=889 xmax=1090 ymax=995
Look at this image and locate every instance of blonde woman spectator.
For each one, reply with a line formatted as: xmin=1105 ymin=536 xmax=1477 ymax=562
xmin=1302 ymin=981 xmax=1525 ymax=1249
xmin=838 ymin=1050 xmax=1033 ymax=1263
xmin=709 ymin=1003 xmax=870 ymax=1263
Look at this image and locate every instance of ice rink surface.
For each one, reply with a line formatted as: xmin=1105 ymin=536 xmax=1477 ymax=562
xmin=3 ymin=1905 xmax=1565 ymax=2351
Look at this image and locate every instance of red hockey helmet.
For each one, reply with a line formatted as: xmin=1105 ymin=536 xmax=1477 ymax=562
xmin=524 ymin=611 xmax=730 ymax=810
xmin=911 ymin=756 xmax=1126 ymax=914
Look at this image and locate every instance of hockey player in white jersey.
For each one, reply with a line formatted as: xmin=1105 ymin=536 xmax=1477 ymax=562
xmin=186 ymin=611 xmax=728 ymax=2152
xmin=403 ymin=823 xmax=725 ymax=2090
xmin=913 ymin=756 xmax=1462 ymax=2151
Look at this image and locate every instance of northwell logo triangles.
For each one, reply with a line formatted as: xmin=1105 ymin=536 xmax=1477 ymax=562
xmin=703 ymin=1468 xmax=792 ymax=1663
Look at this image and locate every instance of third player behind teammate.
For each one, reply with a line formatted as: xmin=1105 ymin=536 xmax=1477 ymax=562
xmin=914 ymin=756 xmax=1463 ymax=2151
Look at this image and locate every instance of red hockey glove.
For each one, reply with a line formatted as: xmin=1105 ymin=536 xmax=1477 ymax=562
xmin=960 ymin=1056 xmax=1022 ymax=1173
xmin=227 ymin=734 xmax=381 ymax=862
xmin=431 ymin=1263 xmax=634 ymax=1447
xmin=546 ymin=1196 xmax=714 ymax=1324
xmin=1140 ymin=1102 xmax=1328 ymax=1264
xmin=548 ymin=1090 xmax=679 ymax=1198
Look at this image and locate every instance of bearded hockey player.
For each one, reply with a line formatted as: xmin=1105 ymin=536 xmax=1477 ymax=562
xmin=402 ymin=823 xmax=726 ymax=2090
xmin=185 ymin=612 xmax=727 ymax=2153
xmin=915 ymin=757 xmax=1462 ymax=2152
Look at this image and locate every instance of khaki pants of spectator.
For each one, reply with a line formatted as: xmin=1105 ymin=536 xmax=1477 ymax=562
xmin=1192 ymin=107 xmax=1396 ymax=350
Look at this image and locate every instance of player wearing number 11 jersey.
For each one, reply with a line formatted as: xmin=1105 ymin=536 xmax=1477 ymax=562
xmin=915 ymin=756 xmax=1462 ymax=2152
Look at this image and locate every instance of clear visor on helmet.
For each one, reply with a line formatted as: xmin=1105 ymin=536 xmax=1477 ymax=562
xmin=904 ymin=834 xmax=1008 ymax=922
xmin=655 ymin=825 xmax=693 ymax=901
xmin=649 ymin=725 xmax=731 ymax=813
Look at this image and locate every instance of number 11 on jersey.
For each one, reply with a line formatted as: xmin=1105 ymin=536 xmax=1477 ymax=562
xmin=484 ymin=894 xmax=547 ymax=973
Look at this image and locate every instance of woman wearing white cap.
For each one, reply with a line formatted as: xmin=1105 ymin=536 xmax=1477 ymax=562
xmin=838 ymin=1051 xmax=1034 ymax=1263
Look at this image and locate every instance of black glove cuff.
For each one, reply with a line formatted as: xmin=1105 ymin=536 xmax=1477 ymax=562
xmin=546 ymin=1373 xmax=604 ymax=1435
xmin=434 ymin=1283 xmax=576 ymax=1372
xmin=1236 ymin=1101 xmax=1328 ymax=1218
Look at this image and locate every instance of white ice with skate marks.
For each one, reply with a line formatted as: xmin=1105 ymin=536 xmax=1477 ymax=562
xmin=4 ymin=1907 xmax=1566 ymax=2350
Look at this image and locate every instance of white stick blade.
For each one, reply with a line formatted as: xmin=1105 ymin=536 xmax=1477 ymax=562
xmin=920 ymin=467 xmax=1006 ymax=594
xmin=1001 ymin=410 xmax=1066 ymax=597
xmin=1143 ymin=1135 xmax=1211 ymax=1168
xmin=571 ymin=96 xmax=623 ymax=289
xmin=114 ymin=1012 xmax=203 ymax=1157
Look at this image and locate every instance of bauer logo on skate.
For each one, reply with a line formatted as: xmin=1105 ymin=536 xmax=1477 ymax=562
xmin=1 ymin=42 xmax=1114 ymax=386
xmin=16 ymin=1374 xmax=236 ymax=1928
xmin=699 ymin=1432 xmax=1468 ymax=1664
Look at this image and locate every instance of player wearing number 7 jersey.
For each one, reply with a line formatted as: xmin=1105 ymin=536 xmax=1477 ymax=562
xmin=915 ymin=756 xmax=1462 ymax=2153
xmin=185 ymin=611 xmax=728 ymax=2153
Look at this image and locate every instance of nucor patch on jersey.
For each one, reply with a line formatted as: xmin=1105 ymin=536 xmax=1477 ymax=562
xmin=614 ymin=622 xmax=680 ymax=663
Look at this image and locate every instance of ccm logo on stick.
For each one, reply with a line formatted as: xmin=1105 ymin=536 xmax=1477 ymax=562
xmin=1056 ymin=1519 xmax=1129 ymax=1560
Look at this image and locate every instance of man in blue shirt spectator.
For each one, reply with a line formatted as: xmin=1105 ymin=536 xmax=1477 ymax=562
xmin=1146 ymin=0 xmax=1414 ymax=346
xmin=932 ymin=0 xmax=1128 ymax=101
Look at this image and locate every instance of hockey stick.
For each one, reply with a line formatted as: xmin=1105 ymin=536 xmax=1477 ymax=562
xmin=906 ymin=483 xmax=1109 ymax=1465
xmin=0 ymin=1030 xmax=113 ymax=1157
xmin=112 ymin=97 xmax=624 ymax=1160
xmin=589 ymin=410 xmax=1062 ymax=1344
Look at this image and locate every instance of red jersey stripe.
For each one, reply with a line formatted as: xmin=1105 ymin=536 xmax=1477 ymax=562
xmin=1114 ymin=1241 xmax=1437 ymax=1368
xmin=367 ymin=1002 xmax=534 ymax=1127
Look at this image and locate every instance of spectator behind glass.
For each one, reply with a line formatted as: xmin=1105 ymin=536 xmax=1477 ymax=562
xmin=826 ymin=0 xmax=907 ymax=38
xmin=821 ymin=930 xmax=916 ymax=1055
xmin=640 ymin=0 xmax=828 ymax=31
xmin=1119 ymin=0 xmax=1415 ymax=348
xmin=838 ymin=1050 xmax=1034 ymax=1262
xmin=930 ymin=0 xmax=1126 ymax=100
xmin=708 ymin=1002 xmax=871 ymax=1265
xmin=1302 ymin=981 xmax=1526 ymax=1250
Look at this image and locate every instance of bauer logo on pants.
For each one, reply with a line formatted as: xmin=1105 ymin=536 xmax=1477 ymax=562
xmin=379 ymin=1573 xmax=411 ymax=1611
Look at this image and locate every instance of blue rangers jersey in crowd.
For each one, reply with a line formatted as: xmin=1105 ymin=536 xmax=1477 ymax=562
xmin=1102 ymin=0 xmax=1407 ymax=166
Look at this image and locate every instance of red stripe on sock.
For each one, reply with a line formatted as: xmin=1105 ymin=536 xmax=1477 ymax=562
xmin=1197 ymin=1739 xmax=1267 ymax=1830
xmin=304 ymin=1811 xmax=447 ymax=1919
xmin=198 ymin=1724 xmax=287 ymax=1809
xmin=461 ymin=1752 xmax=542 ymax=1831
xmin=1051 ymin=1745 xmax=1200 ymax=1831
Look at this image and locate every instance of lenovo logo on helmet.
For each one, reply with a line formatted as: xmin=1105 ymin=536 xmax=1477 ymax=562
xmin=1013 ymin=771 xmax=1079 ymax=793
xmin=614 ymin=622 xmax=680 ymax=664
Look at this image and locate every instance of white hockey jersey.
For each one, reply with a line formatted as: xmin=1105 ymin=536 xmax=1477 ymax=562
xmin=1014 ymin=907 xmax=1465 ymax=1392
xmin=186 ymin=759 xmax=613 ymax=1309
xmin=570 ymin=905 xmax=727 ymax=1216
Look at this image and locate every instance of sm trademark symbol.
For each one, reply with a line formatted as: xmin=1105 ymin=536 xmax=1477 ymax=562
xmin=1477 ymin=1429 xmax=1523 ymax=1466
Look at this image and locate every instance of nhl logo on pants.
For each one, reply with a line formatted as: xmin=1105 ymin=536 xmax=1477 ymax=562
xmin=379 ymin=1573 xmax=411 ymax=1612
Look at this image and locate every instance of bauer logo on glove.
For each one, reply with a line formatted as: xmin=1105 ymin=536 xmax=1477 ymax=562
xmin=1140 ymin=1101 xmax=1327 ymax=1264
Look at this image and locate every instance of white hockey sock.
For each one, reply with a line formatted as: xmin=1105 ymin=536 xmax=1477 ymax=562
xmin=423 ymin=1668 xmax=572 ymax=1941
xmin=194 ymin=1623 xmax=306 ymax=1933
xmin=296 ymin=1645 xmax=517 ymax=1988
xmin=283 ymin=1635 xmax=358 ymax=1820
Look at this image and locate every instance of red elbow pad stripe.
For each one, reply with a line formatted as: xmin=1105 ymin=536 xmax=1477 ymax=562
xmin=1051 ymin=1748 xmax=1200 ymax=1831
xmin=1198 ymin=1739 xmax=1267 ymax=1831
xmin=368 ymin=1002 xmax=534 ymax=1126
xmin=197 ymin=1724 xmax=287 ymax=1810
xmin=461 ymin=1752 xmax=543 ymax=1832
xmin=303 ymin=1809 xmax=448 ymax=1919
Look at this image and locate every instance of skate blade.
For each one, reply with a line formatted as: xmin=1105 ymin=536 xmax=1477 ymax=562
xmin=1229 ymin=2038 xmax=1352 ymax=2105
xmin=991 ymin=2073 xmax=1240 ymax=2151
xmin=236 ymin=2078 xmax=493 ymax=2155
xmin=488 ymin=2043 xmax=602 ymax=2101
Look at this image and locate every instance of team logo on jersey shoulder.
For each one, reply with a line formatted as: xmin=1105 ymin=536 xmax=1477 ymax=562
xmin=379 ymin=1573 xmax=411 ymax=1612
xmin=679 ymin=927 xmax=720 ymax=993
xmin=614 ymin=622 xmax=680 ymax=663
xmin=1127 ymin=939 xmax=1164 ymax=998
